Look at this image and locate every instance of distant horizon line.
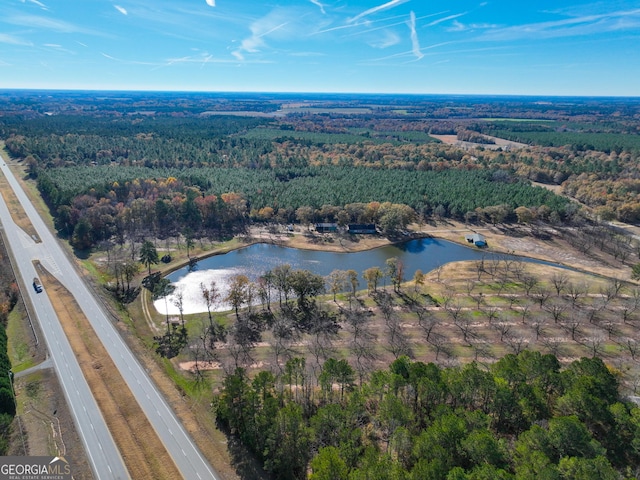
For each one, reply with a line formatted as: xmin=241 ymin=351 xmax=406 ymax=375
xmin=0 ymin=87 xmax=639 ymax=100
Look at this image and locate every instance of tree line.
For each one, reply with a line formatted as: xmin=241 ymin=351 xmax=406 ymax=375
xmin=216 ymin=352 xmax=635 ymax=480
xmin=32 ymin=164 xmax=570 ymax=249
xmin=480 ymin=124 xmax=640 ymax=155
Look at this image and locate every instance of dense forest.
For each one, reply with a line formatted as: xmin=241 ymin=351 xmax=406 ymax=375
xmin=32 ymin=164 xmax=569 ymax=249
xmin=216 ymin=352 xmax=637 ymax=480
xmin=2 ymin=91 xmax=640 ymax=238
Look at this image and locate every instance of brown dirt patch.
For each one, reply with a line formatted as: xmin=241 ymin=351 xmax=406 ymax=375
xmin=38 ymin=266 xmax=181 ymax=480
xmin=430 ymin=134 xmax=527 ymax=150
xmin=249 ymin=226 xmax=394 ymax=253
xmin=416 ymin=220 xmax=627 ymax=279
xmin=178 ymin=360 xmax=266 ymax=372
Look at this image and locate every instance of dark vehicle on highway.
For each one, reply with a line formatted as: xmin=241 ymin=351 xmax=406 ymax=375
xmin=33 ymin=277 xmax=43 ymax=293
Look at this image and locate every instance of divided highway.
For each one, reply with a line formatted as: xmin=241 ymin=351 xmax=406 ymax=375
xmin=0 ymin=157 xmax=220 ymax=479
xmin=0 ymin=163 xmax=129 ymax=479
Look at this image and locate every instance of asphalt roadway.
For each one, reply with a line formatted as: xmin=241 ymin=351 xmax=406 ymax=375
xmin=0 ymin=162 xmax=129 ymax=478
xmin=0 ymin=157 xmax=220 ymax=480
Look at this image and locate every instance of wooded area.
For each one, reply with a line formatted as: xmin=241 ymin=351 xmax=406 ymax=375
xmin=31 ymin=165 xmax=568 ymax=249
xmin=216 ymin=352 xmax=633 ymax=480
xmin=2 ymin=91 xmax=640 ymax=233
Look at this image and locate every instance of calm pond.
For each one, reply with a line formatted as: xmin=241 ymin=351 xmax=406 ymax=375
xmin=154 ymin=237 xmax=565 ymax=315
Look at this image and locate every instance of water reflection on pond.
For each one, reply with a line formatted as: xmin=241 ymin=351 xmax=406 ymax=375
xmin=154 ymin=238 xmax=562 ymax=315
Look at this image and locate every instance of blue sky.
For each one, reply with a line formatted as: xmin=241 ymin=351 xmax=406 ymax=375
xmin=1 ymin=0 xmax=640 ymax=95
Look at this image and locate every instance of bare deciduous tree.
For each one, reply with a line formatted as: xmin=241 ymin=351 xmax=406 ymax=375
xmin=481 ymin=305 xmax=500 ymax=325
xmin=561 ymin=314 xmax=583 ymax=342
xmin=585 ymin=336 xmax=605 ymax=358
xmin=551 ymin=272 xmax=569 ymax=296
xmin=452 ymin=310 xmax=474 ymax=346
xmin=492 ymin=318 xmax=512 ymax=343
xmin=515 ymin=298 xmax=534 ymax=324
xmin=567 ymin=281 xmax=589 ymax=308
xmin=505 ymin=335 xmax=529 ymax=354
xmin=344 ymin=306 xmax=377 ymax=385
xmin=474 ymin=259 xmax=485 ymax=281
xmin=600 ymin=278 xmax=624 ymax=302
xmin=521 ymin=274 xmax=539 ymax=296
xmin=542 ymin=337 xmax=563 ymax=357
xmin=470 ymin=339 xmax=493 ymax=361
xmin=384 ymin=314 xmax=412 ymax=359
xmin=601 ymin=318 xmax=618 ymax=340
xmin=531 ymin=285 xmax=551 ymax=307
xmin=200 ymin=280 xmax=220 ymax=330
xmin=542 ymin=298 xmax=569 ymax=324
xmin=415 ymin=306 xmax=438 ymax=342
xmin=428 ymin=333 xmax=450 ymax=362
xmin=625 ymin=339 xmax=640 ymax=361
xmin=172 ymin=286 xmax=185 ymax=327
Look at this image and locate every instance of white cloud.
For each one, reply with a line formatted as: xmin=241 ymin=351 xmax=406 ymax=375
xmin=448 ymin=20 xmax=466 ymax=32
xmin=6 ymin=14 xmax=99 ymax=34
xmin=447 ymin=20 xmax=498 ymax=32
xmin=232 ymin=9 xmax=294 ymax=61
xmin=289 ymin=51 xmax=325 ymax=57
xmin=408 ymin=11 xmax=423 ymax=60
xmin=101 ymin=52 xmax=157 ymax=66
xmin=205 ymin=0 xmax=215 ymax=6
xmin=370 ymin=29 xmax=400 ymax=48
xmin=312 ymin=23 xmax=360 ymax=36
xmin=43 ymin=43 xmax=76 ymax=55
xmin=114 ymin=5 xmax=128 ymax=16
xmin=0 ymin=33 xmax=33 ymax=46
xmin=310 ymin=0 xmax=325 ymax=15
xmin=349 ymin=0 xmax=409 ymax=24
xmin=338 ymin=11 xmax=448 ymax=39
xmin=20 ymin=0 xmax=48 ymax=10
xmin=479 ymin=8 xmax=640 ymax=41
xmin=425 ymin=13 xmax=467 ymax=28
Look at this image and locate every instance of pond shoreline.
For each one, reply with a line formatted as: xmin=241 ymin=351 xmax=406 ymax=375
xmin=154 ymin=220 xmax=629 ymax=293
xmin=154 ymin=232 xmax=592 ymax=316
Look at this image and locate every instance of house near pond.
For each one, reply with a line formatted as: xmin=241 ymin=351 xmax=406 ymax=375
xmin=348 ymin=224 xmax=377 ymax=234
xmin=466 ymin=233 xmax=487 ymax=247
xmin=315 ymin=223 xmax=338 ymax=233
